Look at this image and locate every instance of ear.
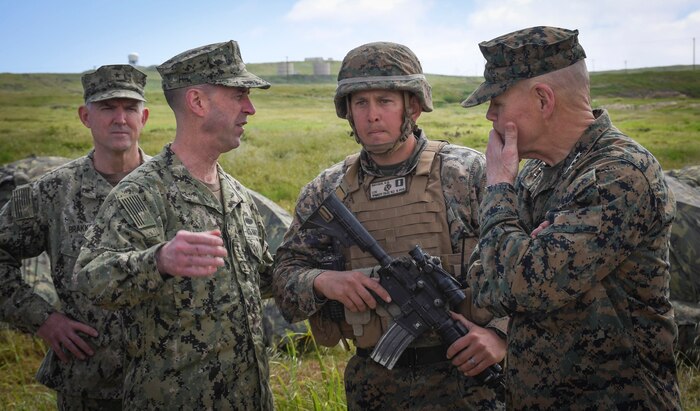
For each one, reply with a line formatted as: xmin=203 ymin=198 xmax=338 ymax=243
xmin=533 ymin=83 xmax=555 ymax=119
xmin=409 ymin=94 xmax=422 ymax=122
xmin=140 ymin=107 xmax=150 ymax=126
xmin=184 ymin=87 xmax=207 ymax=117
xmin=78 ymin=105 xmax=91 ymax=128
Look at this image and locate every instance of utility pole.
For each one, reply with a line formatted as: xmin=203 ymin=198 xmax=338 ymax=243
xmin=694 ymin=37 xmax=696 ymax=70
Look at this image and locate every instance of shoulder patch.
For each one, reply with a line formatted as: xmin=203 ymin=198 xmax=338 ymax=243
xmin=117 ymin=193 xmax=156 ymax=229
xmin=11 ymin=185 xmax=34 ymax=220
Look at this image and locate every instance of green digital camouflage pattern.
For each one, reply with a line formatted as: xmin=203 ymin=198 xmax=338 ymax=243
xmin=461 ymin=26 xmax=586 ymax=108
xmin=81 ymin=65 xmax=146 ymax=103
xmin=344 ymin=355 xmax=501 ymax=410
xmin=274 ymin=131 xmax=505 ymax=409
xmin=334 ymin=41 xmax=432 ymax=119
xmin=157 ymin=40 xmax=270 ymax=91
xmin=0 ymin=150 xmax=151 ymax=399
xmin=665 ymin=165 xmax=700 ymax=363
xmin=469 ymin=110 xmax=681 ymax=409
xmin=74 ymin=144 xmax=274 ymax=410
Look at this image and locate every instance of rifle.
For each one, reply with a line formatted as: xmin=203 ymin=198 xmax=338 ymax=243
xmin=301 ymin=188 xmax=504 ymax=389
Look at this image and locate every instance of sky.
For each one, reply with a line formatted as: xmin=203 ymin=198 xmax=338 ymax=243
xmin=1 ymin=0 xmax=698 ymax=76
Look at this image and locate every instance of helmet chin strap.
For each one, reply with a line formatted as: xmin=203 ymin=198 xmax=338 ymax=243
xmin=347 ymin=92 xmax=417 ymax=157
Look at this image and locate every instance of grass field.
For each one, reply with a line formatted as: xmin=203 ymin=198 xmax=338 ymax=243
xmin=1 ymin=64 xmax=700 ymax=410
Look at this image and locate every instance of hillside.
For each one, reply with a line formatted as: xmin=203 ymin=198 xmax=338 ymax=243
xmin=1 ymin=65 xmax=700 ymax=410
xmin=1 ymin=65 xmax=699 ymax=211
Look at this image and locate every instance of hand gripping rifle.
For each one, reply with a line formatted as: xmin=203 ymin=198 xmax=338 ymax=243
xmin=302 ymin=189 xmax=504 ymax=389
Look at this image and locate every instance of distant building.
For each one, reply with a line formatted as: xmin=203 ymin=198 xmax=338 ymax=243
xmin=128 ymin=53 xmax=139 ymax=66
xmin=305 ymin=57 xmax=331 ymax=75
xmin=277 ymin=61 xmax=295 ymax=76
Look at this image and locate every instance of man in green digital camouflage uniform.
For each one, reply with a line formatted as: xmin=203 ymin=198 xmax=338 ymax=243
xmin=273 ymin=42 xmax=507 ymax=410
xmin=74 ymin=41 xmax=275 ymax=410
xmin=463 ymin=26 xmax=681 ymax=409
xmin=0 ymin=65 xmax=150 ymax=410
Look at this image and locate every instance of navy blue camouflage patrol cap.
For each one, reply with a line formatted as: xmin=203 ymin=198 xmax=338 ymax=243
xmin=157 ymin=40 xmax=270 ymax=91
xmin=461 ymin=26 xmax=586 ymax=108
xmin=81 ymin=65 xmax=147 ymax=104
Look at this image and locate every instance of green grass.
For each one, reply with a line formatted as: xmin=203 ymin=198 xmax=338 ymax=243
xmin=1 ymin=66 xmax=700 ymax=409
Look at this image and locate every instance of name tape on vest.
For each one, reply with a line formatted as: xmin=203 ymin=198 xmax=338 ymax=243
xmin=369 ymin=177 xmax=407 ymax=200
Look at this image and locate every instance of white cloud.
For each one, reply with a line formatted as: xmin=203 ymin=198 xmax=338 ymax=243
xmin=285 ymin=0 xmax=430 ymax=23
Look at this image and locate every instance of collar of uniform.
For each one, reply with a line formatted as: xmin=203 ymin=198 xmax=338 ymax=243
xmin=359 ymin=130 xmax=427 ymax=178
xmin=83 ymin=148 xmax=152 ymax=199
xmin=520 ymin=109 xmax=610 ymax=194
xmin=82 ymin=150 xmax=111 ymax=199
xmin=163 ymin=145 xmax=239 ymax=213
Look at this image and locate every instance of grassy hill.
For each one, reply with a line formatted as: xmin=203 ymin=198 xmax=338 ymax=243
xmin=1 ymin=65 xmax=700 ymax=410
xmin=2 ymin=64 xmax=698 ymax=211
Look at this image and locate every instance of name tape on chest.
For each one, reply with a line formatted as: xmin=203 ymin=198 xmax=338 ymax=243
xmin=369 ymin=177 xmax=407 ymax=200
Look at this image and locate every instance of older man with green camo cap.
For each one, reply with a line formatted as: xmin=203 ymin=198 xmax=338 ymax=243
xmin=462 ymin=26 xmax=681 ymax=409
xmin=74 ymin=40 xmax=275 ymax=410
xmin=1 ymin=64 xmax=150 ymax=410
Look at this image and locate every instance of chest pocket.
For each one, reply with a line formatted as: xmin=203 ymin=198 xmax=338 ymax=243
xmin=60 ymin=216 xmax=92 ymax=257
xmin=547 ymin=168 xmax=601 ymax=235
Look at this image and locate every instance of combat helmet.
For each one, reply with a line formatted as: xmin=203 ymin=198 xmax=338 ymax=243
xmin=334 ymin=42 xmax=432 ymax=155
xmin=334 ymin=42 xmax=432 ymax=119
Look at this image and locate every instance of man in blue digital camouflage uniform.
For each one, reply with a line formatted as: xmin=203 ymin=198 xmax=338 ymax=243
xmin=0 ymin=64 xmax=150 ymax=410
xmin=74 ymin=41 xmax=275 ymax=410
xmin=463 ymin=26 xmax=681 ymax=409
xmin=274 ymin=42 xmax=506 ymax=410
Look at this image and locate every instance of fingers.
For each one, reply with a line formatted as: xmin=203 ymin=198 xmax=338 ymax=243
xmin=62 ymin=333 xmax=92 ymax=361
xmin=38 ymin=313 xmax=97 ymax=363
xmin=51 ymin=340 xmax=69 ymax=363
xmin=530 ymin=220 xmax=551 ymax=238
xmin=503 ymin=122 xmax=517 ymax=147
xmin=446 ymin=312 xmax=473 ymax=359
xmin=363 ymin=278 xmax=391 ymax=305
xmin=157 ymin=230 xmax=228 ymax=277
xmin=485 ymin=125 xmax=519 ymax=186
xmin=314 ymin=270 xmax=390 ymax=312
xmin=446 ymin=317 xmax=506 ymax=377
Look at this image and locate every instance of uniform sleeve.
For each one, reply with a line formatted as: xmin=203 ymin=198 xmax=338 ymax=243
xmin=0 ymin=183 xmax=55 ymax=332
xmin=441 ymin=146 xmax=510 ymax=337
xmin=73 ymin=183 xmax=167 ymax=311
xmin=469 ymin=161 xmax=657 ymax=317
xmin=272 ymin=178 xmax=338 ymax=323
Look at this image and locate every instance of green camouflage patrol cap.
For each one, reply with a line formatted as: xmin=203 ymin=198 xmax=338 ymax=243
xmin=461 ymin=26 xmax=586 ymax=108
xmin=334 ymin=42 xmax=433 ymax=119
xmin=157 ymin=40 xmax=270 ymax=91
xmin=81 ymin=65 xmax=147 ymax=104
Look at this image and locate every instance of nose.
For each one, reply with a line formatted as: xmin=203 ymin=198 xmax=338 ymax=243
xmin=242 ymin=96 xmax=256 ymax=116
xmin=113 ymin=107 xmax=127 ymax=124
xmin=367 ymin=101 xmax=380 ymax=122
xmin=485 ymin=103 xmax=497 ymax=122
